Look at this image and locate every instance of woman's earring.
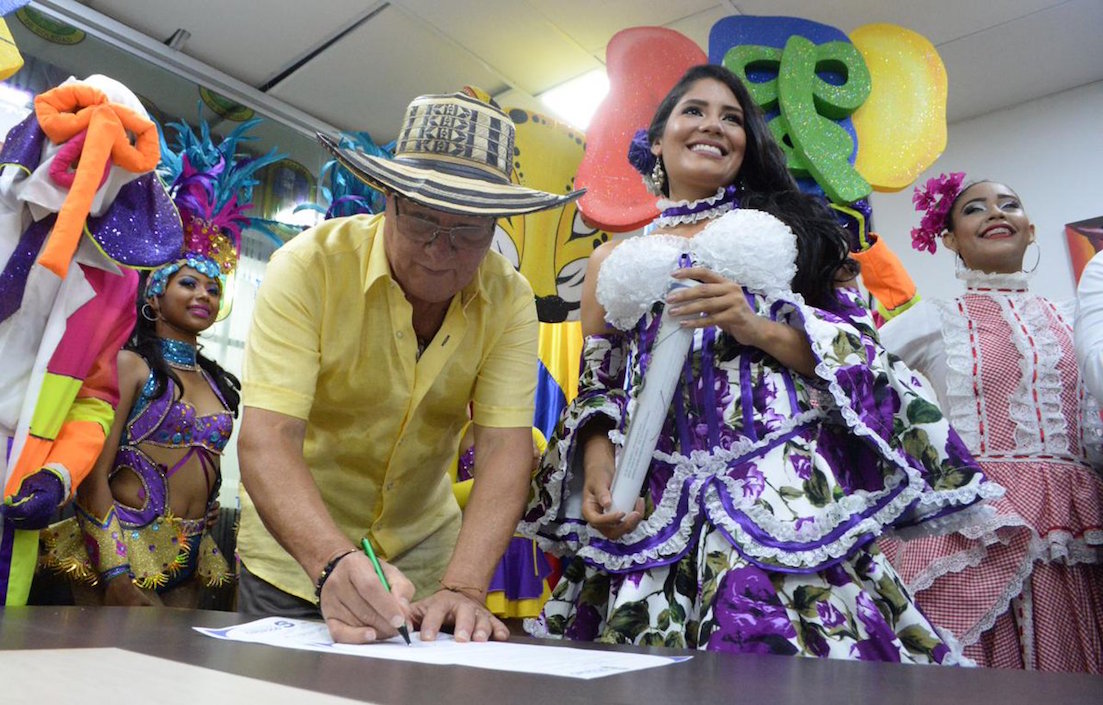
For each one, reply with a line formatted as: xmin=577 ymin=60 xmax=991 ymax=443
xmin=649 ymin=158 xmax=666 ymax=196
xmin=1022 ymin=241 xmax=1040 ymax=274
xmin=141 ymin=303 xmax=158 ymax=322
xmin=953 ymin=252 xmax=967 ymax=277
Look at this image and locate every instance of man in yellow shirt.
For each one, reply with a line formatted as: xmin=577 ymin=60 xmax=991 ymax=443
xmin=237 ymin=92 xmax=582 ymax=644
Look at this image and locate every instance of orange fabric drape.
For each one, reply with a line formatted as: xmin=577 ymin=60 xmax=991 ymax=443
xmin=33 ymin=83 xmax=160 ymax=277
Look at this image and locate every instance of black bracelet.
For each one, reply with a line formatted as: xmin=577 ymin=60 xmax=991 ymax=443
xmin=314 ymin=549 xmax=356 ymax=602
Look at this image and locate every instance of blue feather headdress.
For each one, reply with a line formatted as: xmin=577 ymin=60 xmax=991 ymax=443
xmin=148 ymin=116 xmax=284 ymax=300
xmin=297 ymin=131 xmax=393 ymax=220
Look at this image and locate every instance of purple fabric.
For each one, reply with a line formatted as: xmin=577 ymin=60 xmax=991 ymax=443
xmin=710 ymin=565 xmax=799 ymax=655
xmin=0 ymin=216 xmax=52 ymax=323
xmin=127 ymin=373 xmax=233 ymax=453
xmin=1 ymin=469 xmax=64 ymax=530
xmin=85 ymin=173 xmax=184 ymax=268
xmin=456 ymin=446 xmax=475 ymax=482
xmin=626 ymin=128 xmax=655 ymax=177
xmin=659 ymin=184 xmax=740 ymax=221
xmin=0 ymin=113 xmax=47 ymax=172
xmin=113 ymin=368 xmax=233 ymax=526
xmin=487 ymin=535 xmax=552 ymax=600
xmin=0 ymin=517 xmax=14 ymax=602
xmin=527 ymin=282 xmax=989 ymax=580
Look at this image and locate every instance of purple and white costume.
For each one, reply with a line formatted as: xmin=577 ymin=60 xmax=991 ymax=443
xmin=43 ymin=360 xmax=234 ymax=591
xmin=519 ymin=210 xmax=999 ymax=662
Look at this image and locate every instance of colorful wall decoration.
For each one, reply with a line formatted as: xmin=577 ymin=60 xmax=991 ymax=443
xmin=1066 ymin=216 xmax=1103 ymax=285
xmin=495 ymin=106 xmax=610 ymax=323
xmin=574 ymin=27 xmax=706 ymax=232
xmin=575 ymin=18 xmax=949 ymax=234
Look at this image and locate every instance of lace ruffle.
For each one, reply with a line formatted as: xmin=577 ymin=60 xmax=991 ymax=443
xmin=596 ymin=209 xmax=798 ymax=330
xmin=957 ymin=268 xmax=1030 ymax=290
xmin=1000 ymin=295 xmax=1065 ymax=454
xmin=525 ymin=288 xmax=998 ymax=574
xmin=933 ymin=298 xmax=982 ymax=451
xmin=798 ymin=301 xmax=1003 ymax=523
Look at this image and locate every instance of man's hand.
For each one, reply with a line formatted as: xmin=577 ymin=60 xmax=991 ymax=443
xmin=318 ymin=551 xmax=415 ymax=644
xmin=411 ymin=587 xmax=508 ymax=643
xmin=204 ymin=501 xmax=221 ymax=531
xmin=2 ymin=469 xmax=65 ymax=529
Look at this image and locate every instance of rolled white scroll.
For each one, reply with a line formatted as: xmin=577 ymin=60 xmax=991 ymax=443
xmin=609 ymin=278 xmax=699 ymax=514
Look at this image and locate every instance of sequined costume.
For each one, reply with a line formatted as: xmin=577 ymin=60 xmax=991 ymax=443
xmin=878 ymin=268 xmax=1103 ymax=672
xmin=519 ymin=210 xmax=999 ymax=662
xmin=0 ymin=76 xmax=180 ymax=605
xmin=42 ymin=356 xmax=234 ymax=590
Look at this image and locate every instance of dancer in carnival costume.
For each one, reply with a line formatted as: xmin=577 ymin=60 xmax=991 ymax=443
xmin=40 ymin=118 xmax=280 ymax=607
xmin=874 ymin=176 xmax=1103 ymax=672
xmin=519 ymin=65 xmax=999 ymax=662
xmin=0 ymin=75 xmax=181 ymax=605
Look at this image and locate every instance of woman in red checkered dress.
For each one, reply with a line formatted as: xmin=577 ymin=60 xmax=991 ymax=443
xmin=878 ymin=178 xmax=1103 ymax=672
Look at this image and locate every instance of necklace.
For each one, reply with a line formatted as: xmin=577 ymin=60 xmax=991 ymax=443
xmin=654 ymin=185 xmax=740 ymax=228
xmin=160 ymin=338 xmax=199 ymax=371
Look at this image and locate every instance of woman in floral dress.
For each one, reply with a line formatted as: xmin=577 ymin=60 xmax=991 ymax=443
xmin=517 ymin=65 xmax=999 ymax=663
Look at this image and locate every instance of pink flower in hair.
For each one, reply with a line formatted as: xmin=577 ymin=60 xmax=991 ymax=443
xmin=909 ymin=171 xmax=966 ymax=254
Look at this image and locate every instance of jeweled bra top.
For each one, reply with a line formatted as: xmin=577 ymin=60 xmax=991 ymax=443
xmin=124 ymin=372 xmax=233 ymax=452
xmin=124 ymin=339 xmax=233 ymax=452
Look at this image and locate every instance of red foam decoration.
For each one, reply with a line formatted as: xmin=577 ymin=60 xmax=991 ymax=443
xmin=577 ymin=27 xmax=705 ymax=232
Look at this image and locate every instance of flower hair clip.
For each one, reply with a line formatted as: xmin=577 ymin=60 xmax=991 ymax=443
xmin=909 ymin=171 xmax=966 ymax=254
xmin=627 ymin=128 xmax=656 ymax=177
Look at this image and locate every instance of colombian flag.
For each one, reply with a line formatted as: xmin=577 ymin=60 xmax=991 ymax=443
xmin=533 ymin=321 xmax=583 ymax=443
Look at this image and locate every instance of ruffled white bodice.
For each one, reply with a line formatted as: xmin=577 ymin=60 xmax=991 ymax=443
xmin=595 ymin=209 xmax=798 ymax=330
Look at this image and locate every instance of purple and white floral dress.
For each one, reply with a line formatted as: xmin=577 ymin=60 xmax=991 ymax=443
xmin=518 ymin=210 xmax=1000 ymax=663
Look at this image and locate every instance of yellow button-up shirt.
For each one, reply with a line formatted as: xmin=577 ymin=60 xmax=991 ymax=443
xmin=237 ymin=214 xmax=538 ymax=601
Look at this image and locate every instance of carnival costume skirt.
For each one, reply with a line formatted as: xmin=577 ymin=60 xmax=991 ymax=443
xmin=40 ymin=512 xmax=233 ymax=592
xmin=530 ymin=523 xmax=956 ymax=662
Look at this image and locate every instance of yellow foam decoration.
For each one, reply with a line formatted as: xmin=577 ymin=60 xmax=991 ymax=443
xmin=0 ymin=18 xmax=23 ymax=81
xmin=502 ymin=109 xmax=600 ymax=322
xmin=461 ymin=85 xmax=606 ymax=322
xmin=850 ymin=24 xmax=947 ymax=192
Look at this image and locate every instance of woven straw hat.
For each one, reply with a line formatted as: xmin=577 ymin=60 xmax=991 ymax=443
xmin=318 ymin=92 xmax=584 ymax=217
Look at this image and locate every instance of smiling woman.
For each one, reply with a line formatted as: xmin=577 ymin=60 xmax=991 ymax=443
xmin=877 ymin=176 xmax=1103 ymax=673
xmin=518 ymin=65 xmax=996 ymax=662
xmin=35 ymin=121 xmax=275 ymax=609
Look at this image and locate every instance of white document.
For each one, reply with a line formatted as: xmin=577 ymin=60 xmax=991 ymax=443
xmin=195 ymin=617 xmax=690 ymax=679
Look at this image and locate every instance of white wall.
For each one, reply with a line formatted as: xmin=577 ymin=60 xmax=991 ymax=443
xmin=868 ymin=80 xmax=1103 ymax=303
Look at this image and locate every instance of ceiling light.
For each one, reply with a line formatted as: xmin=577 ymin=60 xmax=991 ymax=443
xmin=538 ymin=69 xmax=609 ymax=131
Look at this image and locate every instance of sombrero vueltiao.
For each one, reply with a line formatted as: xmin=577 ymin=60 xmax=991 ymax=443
xmin=317 ymin=92 xmax=584 ymax=217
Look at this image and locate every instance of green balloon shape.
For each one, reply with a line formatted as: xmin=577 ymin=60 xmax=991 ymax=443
xmin=723 ymin=34 xmax=873 ymax=204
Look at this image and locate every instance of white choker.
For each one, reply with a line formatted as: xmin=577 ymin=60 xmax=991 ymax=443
xmin=654 ymin=186 xmax=740 ymax=229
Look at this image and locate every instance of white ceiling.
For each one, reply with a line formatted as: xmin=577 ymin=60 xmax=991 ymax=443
xmin=61 ymin=0 xmax=1103 ymax=142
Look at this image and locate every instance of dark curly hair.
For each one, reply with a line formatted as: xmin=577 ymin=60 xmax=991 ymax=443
xmin=132 ymin=270 xmax=241 ymax=416
xmin=647 ymin=64 xmax=851 ymax=311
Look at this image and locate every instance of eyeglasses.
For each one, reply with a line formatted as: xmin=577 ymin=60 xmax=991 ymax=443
xmin=393 ymin=198 xmax=495 ymax=250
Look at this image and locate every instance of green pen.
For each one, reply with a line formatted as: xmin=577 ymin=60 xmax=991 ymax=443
xmin=361 ymin=537 xmax=412 ymax=646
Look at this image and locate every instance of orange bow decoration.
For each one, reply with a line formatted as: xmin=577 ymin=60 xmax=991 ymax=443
xmin=33 ymin=83 xmax=161 ymax=277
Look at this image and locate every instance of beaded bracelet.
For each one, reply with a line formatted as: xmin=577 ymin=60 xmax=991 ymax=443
xmin=314 ymin=549 xmax=357 ymax=602
xmin=100 ymin=564 xmax=132 ymax=583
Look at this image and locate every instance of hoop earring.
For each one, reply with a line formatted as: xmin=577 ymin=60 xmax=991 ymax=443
xmin=141 ymin=303 xmax=158 ymax=322
xmin=1022 ymin=241 xmax=1040 ymax=274
xmin=953 ymin=253 xmax=967 ymax=277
